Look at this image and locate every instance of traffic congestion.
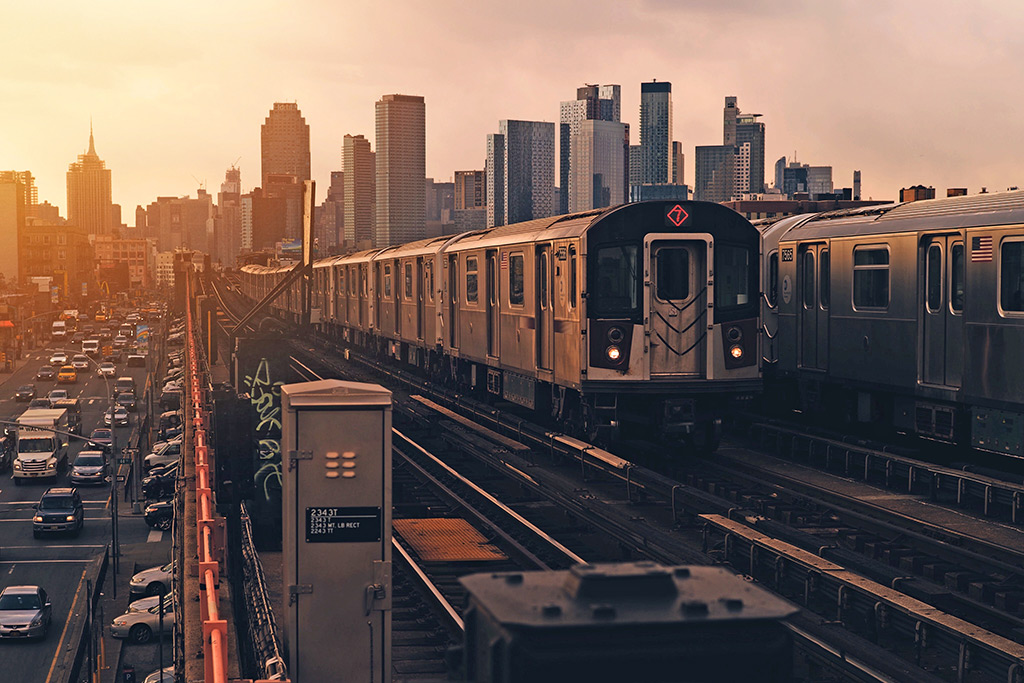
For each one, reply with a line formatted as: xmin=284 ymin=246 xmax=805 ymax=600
xmin=0 ymin=302 xmax=184 ymax=683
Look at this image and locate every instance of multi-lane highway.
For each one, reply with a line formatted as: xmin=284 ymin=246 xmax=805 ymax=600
xmin=0 ymin=340 xmax=165 ymax=682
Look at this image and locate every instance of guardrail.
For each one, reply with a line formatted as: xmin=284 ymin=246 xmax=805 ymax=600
xmin=239 ymin=501 xmax=289 ymax=681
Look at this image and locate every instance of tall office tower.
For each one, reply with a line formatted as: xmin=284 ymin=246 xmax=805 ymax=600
xmin=454 ymin=170 xmax=486 ymax=210
xmin=853 ymin=170 xmax=862 ymax=200
xmin=375 ymin=94 xmax=426 ymax=246
xmin=629 ymin=145 xmax=642 ymax=187
xmin=774 ymin=157 xmax=787 ymax=192
xmin=723 ymin=96 xmax=738 ymax=146
xmin=559 ymin=83 xmax=621 ymax=213
xmin=0 ymin=172 xmax=31 ymax=285
xmin=806 ymin=166 xmax=833 ymax=196
xmin=315 ymin=170 xmax=344 ymax=252
xmin=734 ymin=142 xmax=751 ymax=195
xmin=260 ymin=102 xmax=310 ymax=188
xmin=216 ymin=166 xmax=242 ymax=265
xmin=694 ymin=145 xmax=735 ymax=202
xmin=342 ymin=134 xmax=376 ymax=248
xmin=640 ymin=81 xmax=672 ymax=184
xmin=723 ymin=97 xmax=765 ymax=196
xmin=66 ymin=126 xmax=114 ymax=235
xmin=569 ymin=119 xmax=627 ymax=211
xmin=672 ymin=141 xmax=685 ymax=185
xmin=486 ymin=120 xmax=555 ymax=227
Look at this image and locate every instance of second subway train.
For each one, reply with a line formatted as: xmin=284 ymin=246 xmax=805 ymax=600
xmin=239 ymin=201 xmax=761 ymax=448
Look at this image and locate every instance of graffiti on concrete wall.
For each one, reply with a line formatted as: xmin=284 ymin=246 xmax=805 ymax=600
xmin=243 ymin=358 xmax=283 ymax=503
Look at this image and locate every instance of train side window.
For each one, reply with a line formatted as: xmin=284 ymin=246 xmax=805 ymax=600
xmin=425 ymin=261 xmax=434 ymax=302
xmin=361 ymin=266 xmax=367 ymax=296
xmin=767 ymin=252 xmax=778 ymax=307
xmin=819 ymin=250 xmax=830 ymax=309
xmin=405 ymin=263 xmax=413 ymax=300
xmin=1000 ymin=239 xmax=1024 ymax=313
xmin=926 ymin=244 xmax=942 ymax=313
xmin=509 ymin=253 xmax=525 ymax=306
xmin=383 ymin=264 xmax=392 ymax=299
xmin=568 ymin=246 xmax=577 ymax=309
xmin=852 ymin=246 xmax=889 ymax=309
xmin=466 ymin=256 xmax=479 ymax=303
xmin=338 ymin=269 xmax=345 ymax=296
xmin=656 ymin=247 xmax=689 ymax=301
xmin=802 ymin=250 xmax=815 ymax=309
xmin=950 ymin=243 xmax=964 ymax=313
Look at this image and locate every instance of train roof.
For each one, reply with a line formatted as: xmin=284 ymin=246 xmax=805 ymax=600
xmin=780 ymin=190 xmax=1024 ymax=240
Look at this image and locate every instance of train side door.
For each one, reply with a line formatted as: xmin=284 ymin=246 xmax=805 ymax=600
xmin=416 ymin=258 xmax=424 ymax=341
xmin=536 ymin=245 xmax=553 ymax=371
xmin=921 ymin=235 xmax=964 ymax=387
xmin=798 ymin=243 xmax=829 ymax=371
xmin=448 ymin=255 xmax=460 ymax=349
xmin=487 ymin=250 xmax=499 ymax=358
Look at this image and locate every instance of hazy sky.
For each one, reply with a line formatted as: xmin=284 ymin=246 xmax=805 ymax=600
xmin=3 ymin=0 xmax=1022 ymax=217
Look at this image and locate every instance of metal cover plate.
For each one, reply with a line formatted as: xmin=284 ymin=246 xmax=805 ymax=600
xmin=394 ymin=518 xmax=507 ymax=562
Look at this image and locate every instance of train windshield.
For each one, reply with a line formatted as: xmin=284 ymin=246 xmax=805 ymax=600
xmin=715 ymin=244 xmax=752 ymax=309
xmin=591 ymin=245 xmax=638 ymax=316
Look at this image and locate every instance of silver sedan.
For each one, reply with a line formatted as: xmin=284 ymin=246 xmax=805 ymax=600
xmin=0 ymin=585 xmax=51 ymax=639
xmin=110 ymin=597 xmax=175 ymax=643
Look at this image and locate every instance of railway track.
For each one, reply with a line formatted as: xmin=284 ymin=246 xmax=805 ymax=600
xmin=215 ymin=274 xmax=1024 ymax=681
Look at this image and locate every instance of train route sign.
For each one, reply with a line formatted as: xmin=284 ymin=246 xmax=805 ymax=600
xmin=305 ymin=506 xmax=381 ymax=543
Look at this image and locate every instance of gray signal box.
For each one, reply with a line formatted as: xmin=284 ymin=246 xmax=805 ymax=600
xmin=281 ymin=379 xmax=393 ymax=683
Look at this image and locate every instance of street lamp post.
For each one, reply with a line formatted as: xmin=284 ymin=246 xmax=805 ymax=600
xmin=84 ymin=354 xmax=120 ymax=578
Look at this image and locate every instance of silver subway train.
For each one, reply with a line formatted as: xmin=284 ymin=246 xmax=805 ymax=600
xmin=239 ymin=201 xmax=761 ymax=448
xmin=759 ymin=190 xmax=1024 ymax=458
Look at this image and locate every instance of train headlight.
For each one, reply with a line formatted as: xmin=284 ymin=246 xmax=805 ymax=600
xmin=606 ymin=345 xmax=621 ymax=362
xmin=729 ymin=344 xmax=743 ymax=359
xmin=607 ymin=327 xmax=625 ymax=343
xmin=727 ymin=326 xmax=743 ymax=342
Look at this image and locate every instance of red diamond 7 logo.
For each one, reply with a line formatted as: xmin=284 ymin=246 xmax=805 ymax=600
xmin=667 ymin=204 xmax=688 ymax=227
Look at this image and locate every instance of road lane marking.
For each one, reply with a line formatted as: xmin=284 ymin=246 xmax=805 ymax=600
xmin=147 ymin=530 xmax=163 ymax=543
xmin=0 ymin=559 xmax=92 ymax=564
xmin=2 ymin=544 xmax=106 ymax=549
xmin=46 ymin=567 xmax=86 ymax=683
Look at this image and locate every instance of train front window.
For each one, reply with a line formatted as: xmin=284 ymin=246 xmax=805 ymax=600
xmin=716 ymin=244 xmax=752 ymax=309
xmin=1001 ymin=240 xmax=1024 ymax=313
xmin=592 ymin=245 xmax=638 ymax=316
xmin=656 ymin=248 xmax=689 ymax=301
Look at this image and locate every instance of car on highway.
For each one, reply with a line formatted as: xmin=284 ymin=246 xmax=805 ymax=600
xmin=128 ymin=562 xmax=173 ymax=598
xmin=99 ymin=327 xmax=113 ymax=340
xmin=70 ymin=450 xmax=109 ymax=486
xmin=0 ymin=585 xmax=52 ymax=640
xmin=113 ymin=334 xmax=128 ymax=349
xmin=144 ymin=439 xmax=182 ymax=470
xmin=71 ymin=354 xmax=90 ymax=370
xmin=127 ymin=351 xmax=147 ymax=367
xmin=115 ymin=392 xmax=137 ymax=412
xmin=36 ymin=366 xmax=55 ymax=381
xmin=103 ymin=350 xmax=122 ymax=363
xmin=15 ymin=385 xmax=36 ymax=402
xmin=88 ymin=427 xmax=113 ymax=452
xmin=32 ymin=487 xmax=84 ymax=538
xmin=144 ymin=500 xmax=173 ymax=530
xmin=48 ymin=351 xmax=67 ymax=366
xmin=96 ymin=361 xmax=116 ymax=378
xmin=56 ymin=365 xmax=77 ymax=384
xmin=110 ymin=595 xmax=175 ymax=643
xmin=28 ymin=398 xmax=50 ymax=409
xmin=103 ymin=405 xmax=130 ymax=427
xmin=46 ymin=388 xmax=69 ymax=406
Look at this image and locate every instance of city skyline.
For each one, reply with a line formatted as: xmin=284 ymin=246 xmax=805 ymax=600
xmin=3 ymin=1 xmax=1023 ymax=215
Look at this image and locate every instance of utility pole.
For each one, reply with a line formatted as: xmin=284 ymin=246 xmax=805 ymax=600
xmin=301 ymin=179 xmax=315 ymax=330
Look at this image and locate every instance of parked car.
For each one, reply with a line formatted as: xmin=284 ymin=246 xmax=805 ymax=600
xmin=103 ymin=406 xmax=130 ymax=427
xmin=70 ymin=451 xmax=109 ymax=486
xmin=157 ymin=426 xmax=182 ymax=442
xmin=0 ymin=585 xmax=52 ymax=639
xmin=56 ymin=366 xmax=77 ymax=384
xmin=15 ymin=385 xmax=36 ymax=402
xmin=142 ymin=666 xmax=175 ymax=683
xmin=36 ymin=366 xmax=54 ymax=381
xmin=144 ymin=501 xmax=173 ymax=531
xmin=48 ymin=351 xmax=67 ymax=366
xmin=88 ymin=427 xmax=113 ymax=452
xmin=142 ymin=463 xmax=177 ymax=499
xmin=159 ymin=389 xmax=181 ymax=411
xmin=116 ymin=392 xmax=137 ymax=412
xmin=46 ymin=389 xmax=69 ymax=406
xmin=32 ymin=487 xmax=84 ymax=538
xmin=110 ymin=594 xmax=174 ymax=643
xmin=128 ymin=562 xmax=173 ymax=598
xmin=144 ymin=439 xmax=182 ymax=470
xmin=71 ymin=354 xmax=90 ymax=370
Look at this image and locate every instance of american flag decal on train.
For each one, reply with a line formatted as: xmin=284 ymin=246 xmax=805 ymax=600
xmin=500 ymin=252 xmax=508 ymax=269
xmin=971 ymin=236 xmax=993 ymax=262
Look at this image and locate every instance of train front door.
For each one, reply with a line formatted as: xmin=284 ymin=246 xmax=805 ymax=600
xmin=921 ymin=235 xmax=964 ymax=387
xmin=647 ymin=238 xmax=705 ymax=377
xmin=798 ymin=243 xmax=829 ymax=371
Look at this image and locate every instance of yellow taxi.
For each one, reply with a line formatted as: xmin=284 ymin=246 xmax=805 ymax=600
xmin=57 ymin=365 xmax=78 ymax=383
